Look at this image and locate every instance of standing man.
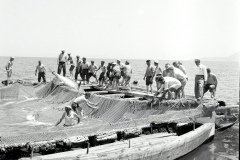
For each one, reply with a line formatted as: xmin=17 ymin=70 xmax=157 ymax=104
xmin=57 ymin=50 xmax=67 ymax=77
xmin=5 ymin=56 xmax=14 ymax=85
xmin=143 ymin=60 xmax=154 ymax=94
xmin=123 ymin=60 xmax=132 ymax=88
xmin=81 ymin=57 xmax=89 ymax=85
xmin=112 ymin=62 xmax=121 ymax=89
xmin=151 ymin=60 xmax=162 ymax=91
xmin=173 ymin=61 xmax=188 ymax=80
xmin=67 ymin=53 xmax=75 ymax=79
xmin=88 ymin=61 xmax=98 ymax=83
xmin=116 ymin=59 xmax=125 ymax=85
xmin=98 ymin=61 xmax=107 ymax=86
xmin=194 ymin=59 xmax=207 ymax=99
xmin=203 ymin=68 xmax=218 ymax=99
xmin=75 ymin=55 xmax=82 ymax=82
xmin=35 ymin=60 xmax=46 ymax=83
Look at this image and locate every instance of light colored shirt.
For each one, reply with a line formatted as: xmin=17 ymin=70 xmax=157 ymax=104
xmin=196 ymin=64 xmax=208 ymax=81
xmin=124 ymin=65 xmax=132 ymax=75
xmin=81 ymin=62 xmax=89 ymax=69
xmin=99 ymin=65 xmax=106 ymax=73
xmin=58 ymin=54 xmax=68 ymax=63
xmin=36 ymin=64 xmax=45 ymax=73
xmin=64 ymin=111 xmax=76 ymax=126
xmin=163 ymin=77 xmax=181 ymax=90
xmin=173 ymin=67 xmax=187 ymax=80
xmin=73 ymin=95 xmax=88 ymax=104
xmin=179 ymin=65 xmax=186 ymax=74
xmin=145 ymin=65 xmax=154 ymax=77
xmin=89 ymin=64 xmax=97 ymax=73
xmin=113 ymin=65 xmax=121 ymax=72
xmin=207 ymin=73 xmax=217 ymax=86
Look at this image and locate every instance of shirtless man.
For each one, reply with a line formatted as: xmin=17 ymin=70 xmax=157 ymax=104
xmin=157 ymin=76 xmax=182 ymax=101
xmin=143 ymin=60 xmax=154 ymax=94
xmin=5 ymin=56 xmax=14 ymax=85
xmin=71 ymin=93 xmax=99 ymax=117
xmin=35 ymin=60 xmax=46 ymax=83
xmin=203 ymin=68 xmax=218 ymax=99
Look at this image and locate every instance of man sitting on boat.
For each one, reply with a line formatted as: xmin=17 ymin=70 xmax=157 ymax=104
xmin=71 ymin=93 xmax=99 ymax=117
xmin=156 ymin=76 xmax=182 ymax=101
xmin=55 ymin=105 xmax=81 ymax=127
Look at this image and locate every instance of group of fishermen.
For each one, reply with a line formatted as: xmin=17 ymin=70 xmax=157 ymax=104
xmin=143 ymin=59 xmax=217 ymax=101
xmin=57 ymin=50 xmax=132 ymax=88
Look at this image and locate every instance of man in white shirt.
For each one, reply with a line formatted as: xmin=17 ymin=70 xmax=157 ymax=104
xmin=57 ymin=50 xmax=68 ymax=77
xmin=194 ymin=59 xmax=207 ymax=99
xmin=157 ymin=76 xmax=182 ymax=101
xmin=88 ymin=61 xmax=98 ymax=83
xmin=35 ymin=60 xmax=46 ymax=83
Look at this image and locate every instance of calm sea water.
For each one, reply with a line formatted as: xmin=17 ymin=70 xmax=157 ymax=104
xmin=0 ymin=56 xmax=239 ymax=159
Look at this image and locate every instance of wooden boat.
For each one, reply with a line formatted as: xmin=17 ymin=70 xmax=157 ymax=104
xmin=22 ymin=112 xmax=216 ymax=160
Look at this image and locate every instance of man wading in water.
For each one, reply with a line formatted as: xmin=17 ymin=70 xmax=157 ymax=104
xmin=55 ymin=105 xmax=81 ymax=127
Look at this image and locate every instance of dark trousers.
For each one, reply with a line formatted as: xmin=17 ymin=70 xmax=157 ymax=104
xmin=194 ymin=75 xmax=204 ymax=99
xmin=81 ymin=69 xmax=89 ymax=81
xmin=57 ymin=62 xmax=66 ymax=77
xmin=38 ymin=72 xmax=46 ymax=82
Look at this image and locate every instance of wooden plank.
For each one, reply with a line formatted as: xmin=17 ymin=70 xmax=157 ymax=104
xmin=87 ymin=91 xmax=108 ymax=94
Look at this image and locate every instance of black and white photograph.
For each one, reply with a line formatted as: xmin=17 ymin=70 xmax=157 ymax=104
xmin=0 ymin=0 xmax=239 ymax=159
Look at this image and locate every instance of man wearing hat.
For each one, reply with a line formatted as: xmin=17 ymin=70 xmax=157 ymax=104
xmin=57 ymin=50 xmax=68 ymax=77
xmin=151 ymin=60 xmax=163 ymax=91
xmin=5 ymin=56 xmax=14 ymax=85
xmin=75 ymin=55 xmax=82 ymax=82
xmin=143 ymin=60 xmax=154 ymax=94
xmin=194 ymin=59 xmax=207 ymax=99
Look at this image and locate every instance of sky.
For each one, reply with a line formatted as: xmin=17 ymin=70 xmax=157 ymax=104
xmin=0 ymin=0 xmax=239 ymax=60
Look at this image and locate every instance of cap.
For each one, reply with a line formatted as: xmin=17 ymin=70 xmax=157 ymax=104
xmin=10 ymin=56 xmax=14 ymax=59
xmin=154 ymin=60 xmax=159 ymax=64
xmin=76 ymin=55 xmax=80 ymax=58
xmin=65 ymin=105 xmax=72 ymax=110
xmin=117 ymin=59 xmax=121 ymax=62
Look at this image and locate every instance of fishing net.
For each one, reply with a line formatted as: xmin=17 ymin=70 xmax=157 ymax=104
xmin=35 ymin=79 xmax=84 ymax=104
xmin=0 ymin=84 xmax=19 ymax=101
